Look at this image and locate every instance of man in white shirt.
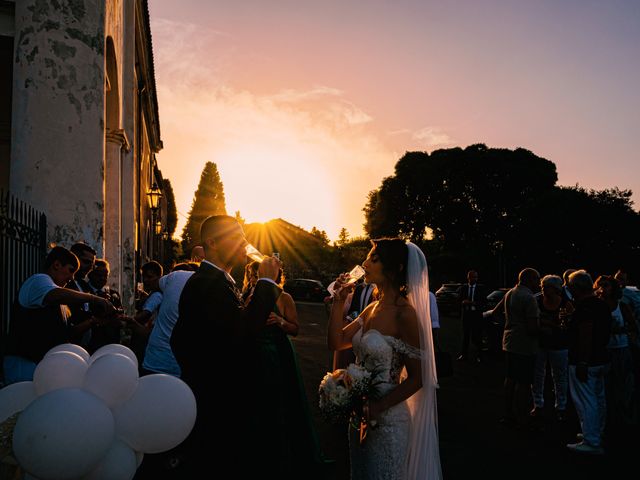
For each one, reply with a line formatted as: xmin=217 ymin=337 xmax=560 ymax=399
xmin=3 ymin=247 xmax=115 ymax=384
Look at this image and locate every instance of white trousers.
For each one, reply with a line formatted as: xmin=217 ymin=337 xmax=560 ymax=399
xmin=568 ymin=364 xmax=608 ymax=447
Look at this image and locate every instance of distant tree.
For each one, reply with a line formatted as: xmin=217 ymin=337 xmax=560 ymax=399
xmin=364 ymin=145 xmax=557 ymax=246
xmin=310 ymin=226 xmax=330 ymax=246
xmin=181 ymin=162 xmax=227 ymax=253
xmin=162 ymin=179 xmax=178 ymax=236
xmin=234 ymin=210 xmax=245 ymax=226
xmin=364 ymin=145 xmax=640 ymax=285
xmin=336 ymin=227 xmax=350 ymax=247
xmin=162 ymin=178 xmax=179 ymax=268
xmin=523 ymin=186 xmax=640 ymax=275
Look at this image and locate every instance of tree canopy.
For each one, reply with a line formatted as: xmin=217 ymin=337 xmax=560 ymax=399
xmin=181 ymin=162 xmax=227 ymax=253
xmin=364 ymin=145 xmax=640 ymax=286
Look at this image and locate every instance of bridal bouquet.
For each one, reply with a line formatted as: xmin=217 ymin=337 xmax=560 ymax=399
xmin=318 ymin=363 xmax=372 ymax=423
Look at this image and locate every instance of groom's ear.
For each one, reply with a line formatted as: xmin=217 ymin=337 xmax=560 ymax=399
xmin=203 ymin=237 xmax=216 ymax=252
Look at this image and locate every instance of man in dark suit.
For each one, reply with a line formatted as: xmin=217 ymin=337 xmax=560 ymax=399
xmin=170 ymin=215 xmax=281 ymax=476
xmin=457 ymin=270 xmax=488 ymax=362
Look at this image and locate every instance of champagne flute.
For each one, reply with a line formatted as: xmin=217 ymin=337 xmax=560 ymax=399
xmin=328 ymin=265 xmax=366 ymax=296
xmin=245 ymin=244 xmax=266 ymax=263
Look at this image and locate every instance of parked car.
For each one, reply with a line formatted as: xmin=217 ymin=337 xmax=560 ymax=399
xmin=284 ymin=278 xmax=329 ymax=302
xmin=485 ymin=288 xmax=510 ymax=358
xmin=486 ymin=288 xmax=510 ymax=310
xmin=435 ymin=283 xmax=463 ymax=314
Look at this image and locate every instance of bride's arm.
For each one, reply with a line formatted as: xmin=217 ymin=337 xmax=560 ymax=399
xmin=328 ymin=282 xmax=369 ymax=351
xmin=369 ymin=306 xmax=423 ymax=420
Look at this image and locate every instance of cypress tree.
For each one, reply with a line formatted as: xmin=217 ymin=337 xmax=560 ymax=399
xmin=181 ymin=162 xmax=227 ymax=252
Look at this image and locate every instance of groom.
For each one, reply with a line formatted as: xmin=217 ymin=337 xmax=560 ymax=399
xmin=170 ymin=215 xmax=282 ymax=476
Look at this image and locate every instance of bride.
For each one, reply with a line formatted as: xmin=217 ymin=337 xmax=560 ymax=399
xmin=328 ymin=238 xmax=442 ymax=479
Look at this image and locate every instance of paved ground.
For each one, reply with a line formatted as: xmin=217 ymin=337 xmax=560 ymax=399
xmin=292 ymin=301 xmax=638 ymax=480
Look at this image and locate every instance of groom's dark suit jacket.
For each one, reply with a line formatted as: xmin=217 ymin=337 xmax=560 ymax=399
xmin=170 ymin=261 xmax=281 ymax=473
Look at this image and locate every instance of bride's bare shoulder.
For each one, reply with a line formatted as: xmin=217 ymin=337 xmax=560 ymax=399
xmin=360 ymin=300 xmax=378 ymax=319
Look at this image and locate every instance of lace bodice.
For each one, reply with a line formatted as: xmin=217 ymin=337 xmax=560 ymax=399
xmin=349 ymin=328 xmax=423 ymax=480
xmin=352 ymin=328 xmax=422 ymax=391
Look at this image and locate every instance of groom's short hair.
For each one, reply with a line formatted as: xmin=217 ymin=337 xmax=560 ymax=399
xmin=200 ymin=215 xmax=240 ymax=247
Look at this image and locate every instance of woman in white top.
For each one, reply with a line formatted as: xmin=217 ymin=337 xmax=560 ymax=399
xmin=595 ymin=275 xmax=638 ymax=427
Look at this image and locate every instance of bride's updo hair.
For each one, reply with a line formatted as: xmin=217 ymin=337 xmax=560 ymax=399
xmin=371 ymin=238 xmax=408 ymax=298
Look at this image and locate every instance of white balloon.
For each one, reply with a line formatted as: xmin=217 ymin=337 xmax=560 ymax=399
xmin=45 ymin=343 xmax=90 ymax=362
xmin=135 ymin=451 xmax=144 ymax=468
xmin=91 ymin=344 xmax=138 ymax=368
xmin=0 ymin=381 xmax=36 ymax=422
xmin=82 ymin=439 xmax=137 ymax=480
xmin=114 ymin=374 xmax=196 ymax=453
xmin=83 ymin=354 xmax=139 ymax=409
xmin=33 ymin=351 xmax=88 ymax=396
xmin=13 ymin=388 xmax=115 ymax=480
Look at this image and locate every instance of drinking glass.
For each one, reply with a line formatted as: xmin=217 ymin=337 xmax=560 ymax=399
xmin=328 ymin=265 xmax=366 ymax=296
xmin=245 ymin=244 xmax=266 ymax=263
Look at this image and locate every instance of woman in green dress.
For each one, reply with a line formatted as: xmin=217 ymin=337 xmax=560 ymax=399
xmin=242 ymin=262 xmax=329 ymax=478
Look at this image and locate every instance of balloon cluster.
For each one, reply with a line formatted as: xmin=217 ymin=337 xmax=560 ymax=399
xmin=0 ymin=344 xmax=197 ymax=480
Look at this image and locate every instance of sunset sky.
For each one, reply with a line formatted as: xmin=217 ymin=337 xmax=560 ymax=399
xmin=149 ymin=0 xmax=640 ymax=240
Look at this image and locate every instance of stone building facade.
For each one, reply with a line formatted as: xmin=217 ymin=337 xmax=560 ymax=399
xmin=0 ymin=0 xmax=165 ymax=312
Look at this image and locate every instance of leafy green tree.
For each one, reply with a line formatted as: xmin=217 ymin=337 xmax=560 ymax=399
xmin=181 ymin=162 xmax=227 ymax=253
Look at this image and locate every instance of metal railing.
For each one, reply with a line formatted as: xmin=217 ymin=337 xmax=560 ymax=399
xmin=0 ymin=189 xmax=47 ymax=338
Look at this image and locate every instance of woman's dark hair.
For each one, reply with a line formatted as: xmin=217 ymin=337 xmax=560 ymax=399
xmin=370 ymin=238 xmax=408 ymax=299
xmin=44 ymin=246 xmax=79 ymax=271
xmin=243 ymin=261 xmax=260 ymax=292
xmin=141 ymin=260 xmax=163 ymax=277
xmin=595 ymin=275 xmax=623 ymax=301
xmin=171 ymin=262 xmax=199 ymax=272
xmin=70 ymin=242 xmax=97 ymax=257
xmin=243 ymin=260 xmax=285 ymax=291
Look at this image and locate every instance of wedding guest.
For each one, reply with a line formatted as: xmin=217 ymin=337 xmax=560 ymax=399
xmin=594 ymin=275 xmax=637 ymax=428
xmin=241 ymin=261 xmax=260 ymax=302
xmin=501 ymin=268 xmax=540 ymax=428
xmin=3 ymin=247 xmax=115 ymax=384
xmin=531 ymin=275 xmax=570 ymax=422
xmin=125 ymin=261 xmax=163 ymax=365
xmin=614 ymin=269 xmax=640 ymax=336
xmin=457 ymin=270 xmax=488 ymax=362
xmin=243 ymin=261 xmax=329 ymax=475
xmin=86 ymin=259 xmax=123 ymax=352
xmin=190 ymin=245 xmax=205 ymax=263
xmin=566 ymin=270 xmax=611 ymax=455
xmin=142 ymin=263 xmax=198 ymax=377
xmin=430 ymin=290 xmax=440 ymax=331
xmin=67 ymin=242 xmax=99 ymax=347
xmin=87 ymin=259 xmax=122 ymax=307
xmin=170 ymin=215 xmax=281 ymax=477
xmin=562 ymin=269 xmax=577 ymax=302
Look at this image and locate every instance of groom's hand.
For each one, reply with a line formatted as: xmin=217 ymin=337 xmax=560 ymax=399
xmin=258 ymin=256 xmax=281 ymax=282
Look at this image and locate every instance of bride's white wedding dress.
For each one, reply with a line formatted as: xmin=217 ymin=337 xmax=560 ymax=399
xmin=349 ymin=327 xmax=422 ymax=480
xmin=348 ymin=242 xmax=442 ymax=480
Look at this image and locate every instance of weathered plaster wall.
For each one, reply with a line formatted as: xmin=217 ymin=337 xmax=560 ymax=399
xmin=10 ymin=0 xmax=106 ymax=254
xmin=119 ymin=0 xmax=136 ymax=312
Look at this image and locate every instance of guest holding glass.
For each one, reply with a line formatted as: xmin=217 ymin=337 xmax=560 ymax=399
xmin=594 ymin=275 xmax=637 ymax=428
xmin=531 ymin=275 xmax=570 ymax=422
xmin=243 ymin=261 xmax=328 ymax=476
